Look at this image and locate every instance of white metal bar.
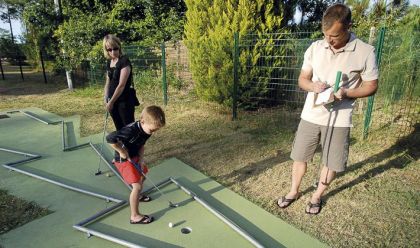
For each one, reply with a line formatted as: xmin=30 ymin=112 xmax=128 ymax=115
xmin=170 ymin=177 xmax=265 ymax=248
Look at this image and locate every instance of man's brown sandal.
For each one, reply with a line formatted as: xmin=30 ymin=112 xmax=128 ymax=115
xmin=276 ymin=193 xmax=301 ymax=208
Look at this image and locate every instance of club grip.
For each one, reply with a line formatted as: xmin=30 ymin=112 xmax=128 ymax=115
xmin=334 ymin=71 xmax=342 ymax=93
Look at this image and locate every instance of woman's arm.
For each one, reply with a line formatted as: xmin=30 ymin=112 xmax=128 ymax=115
xmin=104 ymin=73 xmax=110 ymax=104
xmin=106 ymin=66 xmax=131 ymax=111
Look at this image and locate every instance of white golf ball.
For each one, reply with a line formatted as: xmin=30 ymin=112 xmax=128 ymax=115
xmin=168 ymin=222 xmax=173 ymax=228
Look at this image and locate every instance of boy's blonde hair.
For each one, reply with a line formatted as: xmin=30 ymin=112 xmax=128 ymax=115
xmin=140 ymin=105 xmax=166 ymax=128
xmin=103 ymin=34 xmax=123 ymax=60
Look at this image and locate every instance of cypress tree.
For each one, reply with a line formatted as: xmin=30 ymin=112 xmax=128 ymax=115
xmin=185 ymin=0 xmax=284 ymax=106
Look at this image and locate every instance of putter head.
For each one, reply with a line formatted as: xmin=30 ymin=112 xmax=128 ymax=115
xmin=95 ymin=170 xmax=102 ymax=176
xmin=169 ymin=202 xmax=179 ymax=208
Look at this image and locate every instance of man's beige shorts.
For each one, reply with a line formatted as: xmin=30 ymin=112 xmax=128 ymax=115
xmin=290 ymin=119 xmax=350 ymax=172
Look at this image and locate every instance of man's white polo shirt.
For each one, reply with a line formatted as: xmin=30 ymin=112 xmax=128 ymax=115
xmin=300 ymin=33 xmax=379 ymax=127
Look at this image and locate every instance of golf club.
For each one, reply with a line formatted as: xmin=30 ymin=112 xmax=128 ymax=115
xmin=95 ymin=110 xmax=109 ymax=176
xmin=129 ymin=159 xmax=179 ymax=208
xmin=313 ymin=71 xmax=342 ymax=187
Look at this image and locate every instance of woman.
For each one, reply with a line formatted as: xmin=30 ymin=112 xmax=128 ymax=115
xmin=103 ymin=34 xmax=139 ymax=130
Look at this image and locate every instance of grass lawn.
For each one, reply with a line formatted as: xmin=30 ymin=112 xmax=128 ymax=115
xmin=0 ymin=189 xmax=51 ymax=235
xmin=0 ymin=72 xmax=419 ymax=247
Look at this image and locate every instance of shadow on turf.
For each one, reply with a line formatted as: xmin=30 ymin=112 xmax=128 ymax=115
xmin=323 ymin=123 xmax=419 ymax=200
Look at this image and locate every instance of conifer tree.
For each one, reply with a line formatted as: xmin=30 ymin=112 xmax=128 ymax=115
xmin=185 ymin=0 xmax=285 ymax=106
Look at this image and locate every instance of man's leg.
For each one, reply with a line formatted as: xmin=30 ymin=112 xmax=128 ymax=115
xmin=278 ymin=161 xmax=307 ymax=207
xmin=307 ymin=166 xmax=336 ymax=214
xmin=306 ymin=125 xmax=349 ymax=213
xmin=278 ymin=120 xmax=320 ymax=208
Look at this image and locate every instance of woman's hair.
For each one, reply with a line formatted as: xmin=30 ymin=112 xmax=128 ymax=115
xmin=322 ymin=4 xmax=352 ymax=30
xmin=140 ymin=105 xmax=166 ymax=128
xmin=103 ymin=34 xmax=123 ymax=59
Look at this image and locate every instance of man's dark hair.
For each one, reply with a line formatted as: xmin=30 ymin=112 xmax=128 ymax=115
xmin=322 ymin=4 xmax=352 ymax=30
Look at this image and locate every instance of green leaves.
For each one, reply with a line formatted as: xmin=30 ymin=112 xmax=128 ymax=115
xmin=185 ymin=0 xmax=285 ymax=106
xmin=20 ymin=0 xmax=185 ymax=71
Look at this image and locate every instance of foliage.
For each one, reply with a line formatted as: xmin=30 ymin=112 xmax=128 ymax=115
xmin=134 ymin=69 xmax=161 ymax=90
xmin=184 ymin=0 xmax=285 ymax=106
xmin=54 ymin=12 xmax=109 ymax=70
xmin=54 ymin=0 xmax=185 ymax=70
xmin=18 ymin=0 xmax=185 ymax=72
xmin=347 ymin=0 xmax=410 ymax=37
xmin=377 ymin=7 xmax=420 ymax=104
xmin=21 ymin=1 xmax=60 ymax=69
xmin=0 ymin=31 xmax=25 ymax=64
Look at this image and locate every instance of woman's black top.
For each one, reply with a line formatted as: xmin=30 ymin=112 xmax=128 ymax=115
xmin=106 ymin=55 xmax=133 ymax=103
xmin=106 ymin=121 xmax=151 ymax=159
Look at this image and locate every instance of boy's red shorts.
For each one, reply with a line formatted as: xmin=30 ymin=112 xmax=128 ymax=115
xmin=113 ymin=156 xmax=148 ymax=185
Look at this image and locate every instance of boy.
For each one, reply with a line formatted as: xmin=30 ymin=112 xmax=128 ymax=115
xmin=106 ymin=105 xmax=166 ymax=224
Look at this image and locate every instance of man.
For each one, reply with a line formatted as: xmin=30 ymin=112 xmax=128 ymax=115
xmin=277 ymin=3 xmax=378 ymax=214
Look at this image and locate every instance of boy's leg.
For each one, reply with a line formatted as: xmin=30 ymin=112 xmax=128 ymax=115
xmin=130 ymin=182 xmax=142 ymax=221
xmin=138 ymin=174 xmax=152 ymax=202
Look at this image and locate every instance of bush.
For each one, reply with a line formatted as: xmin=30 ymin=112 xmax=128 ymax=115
xmin=184 ymin=0 xmax=285 ymax=106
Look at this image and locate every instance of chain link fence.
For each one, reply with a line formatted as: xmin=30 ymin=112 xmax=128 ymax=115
xmin=364 ymin=29 xmax=419 ymax=141
xmin=2 ymin=28 xmax=417 ymax=145
xmin=85 ymin=42 xmax=194 ymax=105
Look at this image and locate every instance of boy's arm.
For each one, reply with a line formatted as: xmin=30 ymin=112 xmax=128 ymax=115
xmin=110 ymin=142 xmax=129 ymax=160
xmin=106 ymin=131 xmax=129 ymax=160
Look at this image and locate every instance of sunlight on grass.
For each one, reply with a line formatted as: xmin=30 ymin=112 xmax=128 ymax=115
xmin=0 ymin=73 xmax=419 ymax=247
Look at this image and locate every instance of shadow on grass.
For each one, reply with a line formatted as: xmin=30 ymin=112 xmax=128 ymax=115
xmin=0 ymin=189 xmax=53 ymax=235
xmin=323 ymin=123 xmax=419 ymax=200
xmin=219 ymin=150 xmax=291 ymax=186
xmin=0 ymin=71 xmax=67 ymax=96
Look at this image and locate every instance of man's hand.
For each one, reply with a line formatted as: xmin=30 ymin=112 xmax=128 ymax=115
xmin=312 ymin=81 xmax=328 ymax=93
xmin=334 ymin=87 xmax=347 ymax=101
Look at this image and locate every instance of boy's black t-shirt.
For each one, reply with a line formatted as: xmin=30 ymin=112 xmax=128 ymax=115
xmin=106 ymin=55 xmax=133 ymax=103
xmin=106 ymin=121 xmax=151 ymax=159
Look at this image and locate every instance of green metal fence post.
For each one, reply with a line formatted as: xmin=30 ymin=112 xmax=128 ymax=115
xmin=161 ymin=42 xmax=168 ymax=106
xmin=232 ymin=32 xmax=239 ymax=120
xmin=363 ymin=27 xmax=386 ymax=139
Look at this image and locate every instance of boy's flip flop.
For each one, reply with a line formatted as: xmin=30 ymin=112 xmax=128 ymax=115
xmin=139 ymin=195 xmax=152 ymax=202
xmin=130 ymin=215 xmax=154 ymax=224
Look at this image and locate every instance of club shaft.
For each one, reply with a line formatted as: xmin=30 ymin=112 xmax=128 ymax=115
xmin=131 ymin=161 xmax=174 ymax=206
xmin=97 ymin=111 xmax=109 ymax=172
